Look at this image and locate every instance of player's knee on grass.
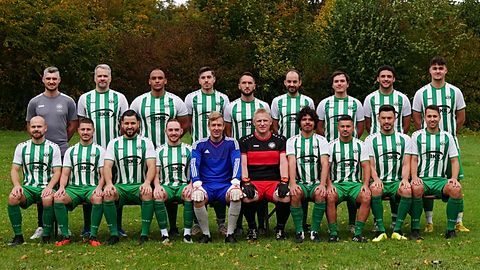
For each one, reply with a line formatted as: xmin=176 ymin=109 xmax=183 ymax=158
xmin=42 ymin=195 xmax=54 ymax=207
xmin=8 ymin=193 xmax=22 ymax=205
xmin=357 ymin=192 xmax=371 ymax=205
xmin=140 ymin=192 xmax=153 ymax=201
xmin=313 ymin=189 xmax=325 ymax=203
xmin=90 ymin=194 xmax=103 ymax=204
xmin=444 ymin=184 xmax=462 ymax=199
xmin=155 ymin=187 xmax=167 ymax=201
xmin=290 ymin=189 xmax=304 ymax=206
xmin=411 ymin=184 xmax=424 ymax=198
xmin=326 ymin=191 xmax=338 ymax=204
xmin=369 ymin=184 xmax=383 ymax=196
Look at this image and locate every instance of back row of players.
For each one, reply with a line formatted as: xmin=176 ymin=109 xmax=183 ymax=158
xmin=8 ymin=56 xmax=467 ymax=246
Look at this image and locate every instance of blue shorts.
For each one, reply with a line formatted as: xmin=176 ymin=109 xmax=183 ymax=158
xmin=203 ymin=182 xmax=231 ymax=205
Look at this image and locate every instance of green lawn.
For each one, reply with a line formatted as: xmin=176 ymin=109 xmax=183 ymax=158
xmin=0 ymin=131 xmax=479 ymax=269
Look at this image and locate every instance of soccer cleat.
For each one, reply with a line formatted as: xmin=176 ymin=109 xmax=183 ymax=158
xmin=328 ymin=235 xmax=339 ymax=243
xmin=89 ymin=237 xmax=102 ymax=247
xmin=275 ymin=229 xmax=286 ymax=240
xmin=445 ymin=230 xmax=457 ymax=239
xmin=161 ymin=235 xmax=170 ymax=244
xmin=294 ymin=231 xmax=304 ymax=243
xmin=258 ymin=227 xmax=267 ymax=236
xmin=372 ymin=232 xmax=388 ymax=242
xmin=391 ymin=232 xmax=408 ymax=241
xmin=455 ymin=222 xmax=470 ymax=232
xmin=225 ymin=234 xmax=237 ymax=244
xmin=8 ymin=235 xmax=25 ymax=247
xmin=352 ymin=234 xmax=368 ymax=243
xmin=169 ymin=227 xmax=180 ymax=237
xmin=30 ymin=227 xmax=43 ymax=240
xmin=139 ymin=235 xmax=149 ymax=245
xmin=348 ymin=224 xmax=356 ymax=234
xmin=371 ymin=221 xmax=379 ymax=233
xmin=41 ymin=236 xmax=51 ymax=244
xmin=218 ymin=223 xmax=227 ymax=236
xmin=106 ymin=235 xmax=119 ymax=245
xmin=183 ymin=234 xmax=193 ymax=244
xmin=409 ymin=230 xmax=424 ymax=241
xmin=424 ymin=223 xmax=434 ymax=233
xmin=191 ymin=224 xmax=202 ymax=236
xmin=246 ymin=228 xmax=258 ymax=241
xmin=310 ymin=231 xmax=321 ymax=242
xmin=303 ymin=224 xmax=311 ymax=233
xmin=198 ymin=234 xmax=212 ymax=243
xmin=55 ymin=237 xmax=71 ymax=247
xmin=118 ymin=228 xmax=128 ymax=237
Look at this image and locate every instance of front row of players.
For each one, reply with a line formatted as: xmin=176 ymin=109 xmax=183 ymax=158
xmin=8 ymin=104 xmax=464 ymax=245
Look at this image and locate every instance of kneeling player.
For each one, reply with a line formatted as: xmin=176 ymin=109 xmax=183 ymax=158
xmin=288 ymin=107 xmax=329 ymax=243
xmin=326 ymin=115 xmax=371 ymax=242
xmin=53 ymin=118 xmax=106 ymax=246
xmin=190 ymin=112 xmax=242 ymax=243
xmin=239 ymin=108 xmax=290 ymax=241
xmin=153 ymin=119 xmax=194 ymax=243
xmin=364 ymin=105 xmax=413 ymax=241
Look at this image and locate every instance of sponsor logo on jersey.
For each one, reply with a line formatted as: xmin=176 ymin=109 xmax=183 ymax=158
xmin=438 ymin=105 xmax=452 ymax=114
xmin=253 ymin=144 xmax=260 ymax=148
xmin=92 ymin=108 xmax=114 ymax=118
xmin=119 ymin=155 xmax=142 ymax=165
xmin=338 ymin=159 xmax=357 ymax=167
xmin=424 ymin=151 xmax=443 ymax=160
xmin=299 ymin=154 xmax=317 ymax=163
xmin=75 ymin=162 xmax=96 ymax=172
xmin=166 ymin=163 xmax=184 ymax=172
xmin=27 ymin=162 xmax=48 ymax=172
xmin=379 ymin=151 xmax=402 ymax=161
xmin=268 ymin=142 xmax=276 ymax=149
xmin=204 ymin=149 xmax=210 ymax=154
xmin=147 ymin=112 xmax=170 ymax=122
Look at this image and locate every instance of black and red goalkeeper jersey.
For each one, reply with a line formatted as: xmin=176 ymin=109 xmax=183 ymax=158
xmin=239 ymin=132 xmax=286 ymax=181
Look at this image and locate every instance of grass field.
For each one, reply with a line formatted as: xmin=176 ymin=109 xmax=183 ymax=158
xmin=0 ymin=130 xmax=479 ymax=269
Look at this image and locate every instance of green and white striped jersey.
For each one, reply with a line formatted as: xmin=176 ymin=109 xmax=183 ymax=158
xmin=77 ymin=89 xmax=129 ymax=148
xmin=328 ymin=137 xmax=369 ymax=183
xmin=13 ymin=139 xmax=62 ymax=188
xmin=412 ymin=83 xmax=466 ymax=136
xmin=363 ymin=90 xmax=411 ymax=134
xmin=271 ymin=94 xmax=315 ymax=139
xmin=104 ymin=135 xmax=156 ymax=184
xmin=184 ymin=89 xmax=229 ymax=142
xmin=63 ymin=143 xmax=105 ymax=186
xmin=317 ymin=95 xmax=364 ymax=142
xmin=130 ymin=91 xmax=188 ymax=148
xmin=410 ymin=129 xmax=458 ymax=179
xmin=156 ymin=143 xmax=191 ymax=187
xmin=364 ymin=132 xmax=411 ymax=183
xmin=286 ymin=133 xmax=329 ymax=185
xmin=224 ymin=98 xmax=270 ymax=140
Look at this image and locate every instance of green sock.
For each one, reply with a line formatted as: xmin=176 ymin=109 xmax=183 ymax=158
xmin=411 ymin=197 xmax=423 ymax=230
xmin=183 ymin=201 xmax=193 ymax=229
xmin=154 ymin=201 xmax=168 ymax=230
xmin=103 ymin=200 xmax=118 ymax=236
xmin=141 ymin=200 xmax=154 ymax=236
xmin=42 ymin=205 xmax=54 ymax=237
xmin=8 ymin=204 xmax=22 ymax=235
xmin=371 ymin=196 xmax=385 ymax=232
xmin=347 ymin=200 xmax=357 ymax=225
xmin=53 ymin=203 xmax=69 ymax=237
xmin=90 ymin=203 xmax=103 ymax=238
xmin=394 ymin=197 xmax=412 ymax=232
xmin=446 ymin=198 xmax=463 ymax=231
xmin=290 ymin=206 xmax=304 ymax=233
xmin=328 ymin=223 xmax=338 ymax=236
xmin=311 ymin=202 xmax=326 ymax=232
xmin=354 ymin=220 xmax=365 ymax=236
xmin=423 ymin=197 xmax=434 ymax=211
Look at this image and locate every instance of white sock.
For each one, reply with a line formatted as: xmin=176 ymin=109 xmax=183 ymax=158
xmin=161 ymin=229 xmax=168 ymax=237
xmin=227 ymin=201 xmax=241 ymax=235
xmin=194 ymin=206 xmax=210 ymax=236
xmin=184 ymin=228 xmax=191 ymax=236
xmin=457 ymin=212 xmax=464 ymax=223
xmin=425 ymin=211 xmax=433 ymax=224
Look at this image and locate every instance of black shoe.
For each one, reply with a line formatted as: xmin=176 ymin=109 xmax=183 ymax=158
xmin=198 ymin=234 xmax=212 ymax=243
xmin=303 ymin=223 xmax=311 ymax=233
xmin=106 ymin=235 xmax=119 ymax=245
xmin=294 ymin=232 xmax=304 ymax=243
xmin=409 ymin=229 xmax=424 ymax=240
xmin=139 ymin=235 xmax=149 ymax=245
xmin=258 ymin=227 xmax=267 ymax=236
xmin=310 ymin=231 xmax=321 ymax=243
xmin=168 ymin=227 xmax=180 ymax=237
xmin=328 ymin=234 xmax=339 ymax=243
xmin=8 ymin=235 xmax=25 ymax=246
xmin=352 ymin=234 xmax=368 ymax=243
xmin=225 ymin=234 xmax=237 ymax=244
xmin=183 ymin=234 xmax=193 ymax=244
xmin=445 ymin=230 xmax=457 ymax=239
xmin=234 ymin=227 xmax=243 ymax=237
xmin=41 ymin=236 xmax=51 ymax=244
xmin=246 ymin=228 xmax=258 ymax=241
xmin=275 ymin=229 xmax=286 ymax=240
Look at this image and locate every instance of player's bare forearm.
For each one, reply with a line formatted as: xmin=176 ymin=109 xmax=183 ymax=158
xmin=450 ymin=157 xmax=460 ymax=180
xmin=410 ymin=155 xmax=419 ymax=178
xmin=361 ymin=161 xmax=371 ymax=186
xmin=103 ymin=160 xmax=114 ymax=185
xmin=58 ymin=167 xmax=71 ymax=188
xmin=287 ymin=155 xmax=297 ymax=186
xmin=402 ymin=116 xmax=411 ymax=134
xmin=356 ymin=121 xmax=364 ymax=138
xmin=144 ymin=159 xmax=157 ymax=185
xmin=10 ymin=165 xmax=22 ymax=187
xmin=47 ymin=167 xmax=62 ymax=189
xmin=320 ymin=155 xmax=329 ymax=186
xmin=412 ymin=111 xmax=422 ymax=130
xmin=456 ymin=109 xmax=465 ymax=134
xmin=364 ymin=117 xmax=371 ymax=135
xmin=67 ymin=120 xmax=78 ymax=141
xmin=317 ymin=120 xmax=325 ymax=136
xmin=279 ymin=152 xmax=288 ymax=178
xmin=401 ymin=154 xmax=411 ymax=181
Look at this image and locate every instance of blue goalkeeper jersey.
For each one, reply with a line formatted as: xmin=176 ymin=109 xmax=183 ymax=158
xmin=191 ymin=136 xmax=241 ymax=187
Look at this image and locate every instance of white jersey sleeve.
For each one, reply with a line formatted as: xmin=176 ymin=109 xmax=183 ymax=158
xmin=306 ymin=96 xmax=315 ymax=110
xmin=77 ymin=93 xmax=87 ymax=117
xmin=184 ymin=93 xmax=193 ymax=115
xmin=98 ymin=147 xmax=105 ymax=168
xmin=12 ymin=144 xmax=23 ymax=165
xmin=270 ymin=96 xmax=280 ymax=120
xmin=409 ymin=131 xmax=420 ymax=156
xmin=412 ymin=88 xmax=424 ymax=113
xmin=454 ymin=86 xmax=466 ymax=111
xmin=52 ymin=144 xmax=62 ymax=167
xmin=145 ymin=138 xmax=157 ymax=159
xmin=318 ymin=135 xmax=330 ymax=156
xmin=118 ymin=93 xmax=129 ymax=120
xmin=104 ymin=140 xmax=116 ymax=161
xmin=129 ymin=95 xmax=142 ymax=114
xmin=223 ymin=102 xmax=233 ymax=123
xmin=363 ymin=135 xmax=375 ymax=157
xmin=316 ymin=99 xmax=327 ymax=121
xmin=363 ymin=94 xmax=373 ymax=119
xmin=354 ymin=98 xmax=365 ymax=121
xmin=63 ymin=147 xmax=73 ymax=168
xmin=286 ymin=136 xmax=296 ymax=156
xmin=173 ymin=94 xmax=188 ymax=117
xmin=446 ymin=133 xmax=459 ymax=158
xmin=401 ymin=93 xmax=412 ymax=116
xmin=360 ymin=141 xmax=369 ymax=162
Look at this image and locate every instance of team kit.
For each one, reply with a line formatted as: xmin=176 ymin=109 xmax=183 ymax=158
xmin=7 ymin=56 xmax=469 ymax=247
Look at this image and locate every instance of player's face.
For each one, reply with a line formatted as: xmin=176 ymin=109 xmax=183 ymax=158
xmin=425 ymin=109 xmax=440 ymax=130
xmin=377 ymin=70 xmax=395 ymax=90
xmin=208 ymin=118 xmax=225 ymax=140
xmin=378 ymin=111 xmax=395 ymax=133
xmin=29 ymin=117 xmax=47 ymax=139
xmin=238 ymin=75 xmax=256 ymax=97
xmin=121 ymin=115 xmax=140 ymax=138
xmin=165 ymin=121 xmax=183 ymax=144
xmin=78 ymin=122 xmax=94 ymax=143
xmin=198 ymin=71 xmax=216 ymax=91
xmin=332 ymin=74 xmax=349 ymax=95
xmin=429 ymin=64 xmax=447 ymax=82
xmin=253 ymin=112 xmax=272 ymax=134
xmin=95 ymin=68 xmax=111 ymax=90
xmin=300 ymin=114 xmax=315 ymax=133
xmin=149 ymin=70 xmax=167 ymax=92
xmin=42 ymin=72 xmax=61 ymax=92
xmin=338 ymin=120 xmax=354 ymax=138
xmin=284 ymin=71 xmax=301 ymax=95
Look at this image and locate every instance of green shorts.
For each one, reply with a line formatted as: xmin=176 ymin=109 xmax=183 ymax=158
xmin=298 ymin=182 xmax=320 ymax=201
xmin=65 ymin=185 xmax=96 ymax=209
xmin=333 ymin=182 xmax=362 ymax=204
xmin=422 ymin=177 xmax=448 ymax=202
xmin=446 ymin=139 xmax=464 ymax=180
xmin=163 ymin=184 xmax=188 ymax=202
xmin=382 ymin=181 xmax=400 ymax=198
xmin=115 ymin=183 xmax=142 ymax=205
xmin=21 ymin=186 xmax=45 ymax=208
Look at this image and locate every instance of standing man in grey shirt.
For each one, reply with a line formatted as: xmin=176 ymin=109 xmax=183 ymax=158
xmin=26 ymin=66 xmax=78 ymax=239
